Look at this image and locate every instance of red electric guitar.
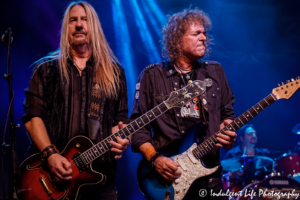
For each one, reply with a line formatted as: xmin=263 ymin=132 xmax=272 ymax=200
xmin=14 ymin=80 xmax=207 ymax=200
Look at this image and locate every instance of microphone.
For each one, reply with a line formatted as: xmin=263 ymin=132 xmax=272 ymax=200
xmin=2 ymin=28 xmax=13 ymax=46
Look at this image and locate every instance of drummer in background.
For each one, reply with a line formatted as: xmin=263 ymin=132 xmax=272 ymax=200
xmin=224 ymin=124 xmax=268 ymax=159
xmin=223 ymin=124 xmax=272 ymax=185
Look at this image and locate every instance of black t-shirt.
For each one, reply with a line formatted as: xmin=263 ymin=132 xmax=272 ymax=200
xmin=178 ymin=70 xmax=204 ymax=132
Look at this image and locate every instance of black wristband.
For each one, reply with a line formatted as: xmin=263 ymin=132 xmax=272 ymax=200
xmin=149 ymin=152 xmax=160 ymax=168
xmin=41 ymin=144 xmax=59 ymax=162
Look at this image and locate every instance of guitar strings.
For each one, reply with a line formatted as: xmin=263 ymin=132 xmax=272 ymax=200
xmin=40 ymin=84 xmax=197 ymax=186
xmin=40 ymin=93 xmax=274 ymax=190
xmin=192 ymin=93 xmax=276 ymax=159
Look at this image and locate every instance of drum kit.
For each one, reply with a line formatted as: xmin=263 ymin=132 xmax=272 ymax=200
xmin=220 ymin=124 xmax=300 ymax=200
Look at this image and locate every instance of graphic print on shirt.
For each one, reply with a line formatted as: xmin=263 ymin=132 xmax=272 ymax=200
xmin=181 ymin=96 xmax=200 ymax=118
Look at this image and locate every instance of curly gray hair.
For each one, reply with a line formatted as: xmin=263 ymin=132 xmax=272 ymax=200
xmin=161 ymin=8 xmax=212 ymax=61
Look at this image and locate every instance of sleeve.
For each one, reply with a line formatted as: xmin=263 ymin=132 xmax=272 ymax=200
xmin=113 ymin=66 xmax=130 ymax=125
xmin=130 ymin=69 xmax=154 ymax=153
xmin=21 ymin=63 xmax=48 ymax=124
xmin=219 ymin=65 xmax=236 ymax=122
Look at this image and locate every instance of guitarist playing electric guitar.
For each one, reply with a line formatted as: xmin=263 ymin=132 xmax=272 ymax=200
xmin=131 ymin=8 xmax=237 ymax=200
xmin=20 ymin=2 xmax=130 ymax=199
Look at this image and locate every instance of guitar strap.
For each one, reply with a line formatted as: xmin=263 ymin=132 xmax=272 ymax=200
xmin=197 ymin=67 xmax=209 ymax=126
xmin=87 ymin=75 xmax=106 ymax=142
xmin=200 ymin=92 xmax=209 ymax=126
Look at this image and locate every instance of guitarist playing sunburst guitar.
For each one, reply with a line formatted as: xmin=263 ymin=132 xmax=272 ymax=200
xmin=21 ymin=2 xmax=130 ymax=199
xmin=131 ymin=8 xmax=237 ymax=200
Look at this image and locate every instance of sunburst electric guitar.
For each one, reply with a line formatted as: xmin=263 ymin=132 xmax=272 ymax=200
xmin=137 ymin=77 xmax=300 ymax=200
xmin=15 ymin=80 xmax=207 ymax=200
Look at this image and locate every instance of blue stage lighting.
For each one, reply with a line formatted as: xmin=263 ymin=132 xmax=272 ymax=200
xmin=145 ymin=0 xmax=166 ymax=27
xmin=112 ymin=0 xmax=137 ymax=102
xmin=140 ymin=0 xmax=161 ymax=37
xmin=129 ymin=0 xmax=161 ymax=63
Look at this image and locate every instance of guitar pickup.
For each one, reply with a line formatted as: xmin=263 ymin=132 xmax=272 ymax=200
xmin=187 ymin=153 xmax=198 ymax=164
xmin=177 ymin=160 xmax=187 ymax=171
xmin=47 ymin=173 xmax=57 ymax=189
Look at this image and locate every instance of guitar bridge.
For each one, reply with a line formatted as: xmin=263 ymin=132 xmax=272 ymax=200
xmin=72 ymin=152 xmax=89 ymax=172
xmin=39 ymin=176 xmax=52 ymax=196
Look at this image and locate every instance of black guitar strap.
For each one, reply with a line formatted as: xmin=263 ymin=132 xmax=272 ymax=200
xmin=87 ymin=75 xmax=106 ymax=142
xmin=196 ymin=66 xmax=209 ymax=126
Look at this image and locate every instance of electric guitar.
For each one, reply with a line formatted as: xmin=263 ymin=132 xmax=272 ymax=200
xmin=137 ymin=77 xmax=300 ymax=200
xmin=14 ymin=80 xmax=207 ymax=200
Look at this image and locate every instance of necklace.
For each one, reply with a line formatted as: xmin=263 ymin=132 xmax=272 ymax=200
xmin=174 ymin=63 xmax=194 ymax=86
xmin=185 ymin=69 xmax=195 ymax=79
xmin=73 ymin=62 xmax=85 ymax=72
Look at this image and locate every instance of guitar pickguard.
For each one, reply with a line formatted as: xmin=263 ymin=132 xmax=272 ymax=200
xmin=172 ymin=143 xmax=219 ymax=200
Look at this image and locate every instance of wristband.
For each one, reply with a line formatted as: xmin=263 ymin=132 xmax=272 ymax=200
xmin=148 ymin=152 xmax=160 ymax=168
xmin=41 ymin=144 xmax=59 ymax=162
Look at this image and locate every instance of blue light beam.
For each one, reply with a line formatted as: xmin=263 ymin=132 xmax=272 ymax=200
xmin=112 ymin=0 xmax=137 ymax=101
xmin=140 ymin=0 xmax=161 ymax=37
xmin=145 ymin=0 xmax=166 ymax=27
xmin=129 ymin=0 xmax=161 ymax=63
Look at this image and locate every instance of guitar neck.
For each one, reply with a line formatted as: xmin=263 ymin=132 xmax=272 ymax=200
xmin=80 ymin=102 xmax=170 ymax=164
xmin=192 ymin=93 xmax=278 ymax=159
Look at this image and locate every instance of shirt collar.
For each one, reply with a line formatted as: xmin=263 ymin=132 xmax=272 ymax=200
xmin=235 ymin=145 xmax=260 ymax=155
xmin=67 ymin=55 xmax=94 ymax=67
xmin=165 ymin=60 xmax=204 ymax=77
xmin=165 ymin=61 xmax=177 ymax=77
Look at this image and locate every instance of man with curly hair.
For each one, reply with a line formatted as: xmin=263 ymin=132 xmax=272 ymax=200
xmin=131 ymin=8 xmax=237 ymax=199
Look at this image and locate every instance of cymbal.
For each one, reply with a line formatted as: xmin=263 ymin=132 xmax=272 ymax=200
xmin=292 ymin=123 xmax=300 ymax=134
xmin=221 ymin=155 xmax=274 ymax=172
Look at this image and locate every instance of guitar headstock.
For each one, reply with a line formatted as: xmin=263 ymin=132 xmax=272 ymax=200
xmin=164 ymin=80 xmax=206 ymax=108
xmin=272 ymin=77 xmax=300 ymax=100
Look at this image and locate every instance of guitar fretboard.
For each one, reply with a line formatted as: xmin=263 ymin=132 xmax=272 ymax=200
xmin=79 ymin=102 xmax=169 ymax=165
xmin=192 ymin=93 xmax=277 ymax=159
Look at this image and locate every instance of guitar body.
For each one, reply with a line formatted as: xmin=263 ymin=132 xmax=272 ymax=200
xmin=137 ymin=123 xmax=219 ymax=200
xmin=137 ymin=77 xmax=300 ymax=200
xmin=15 ymin=136 xmax=105 ymax=200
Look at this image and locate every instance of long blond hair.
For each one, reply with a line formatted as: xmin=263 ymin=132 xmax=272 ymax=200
xmin=48 ymin=1 xmax=120 ymax=98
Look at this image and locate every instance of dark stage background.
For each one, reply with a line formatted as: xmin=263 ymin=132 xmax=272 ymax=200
xmin=1 ymin=0 xmax=300 ymax=199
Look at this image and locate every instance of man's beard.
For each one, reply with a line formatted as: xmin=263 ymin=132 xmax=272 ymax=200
xmin=250 ymin=138 xmax=258 ymax=145
xmin=73 ymin=38 xmax=87 ymax=45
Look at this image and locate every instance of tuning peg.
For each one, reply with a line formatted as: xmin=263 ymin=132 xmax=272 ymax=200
xmin=292 ymin=79 xmax=295 ymax=82
xmin=296 ymin=76 xmax=299 ymax=80
xmin=277 ymin=84 xmax=280 ymax=87
xmin=282 ymin=82 xmax=284 ymax=85
xmin=286 ymin=80 xmax=290 ymax=83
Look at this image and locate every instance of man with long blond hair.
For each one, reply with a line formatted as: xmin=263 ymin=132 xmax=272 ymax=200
xmin=131 ymin=8 xmax=236 ymax=199
xmin=22 ymin=1 xmax=130 ymax=199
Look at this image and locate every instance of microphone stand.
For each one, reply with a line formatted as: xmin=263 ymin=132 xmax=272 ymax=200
xmin=1 ymin=27 xmax=20 ymax=200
